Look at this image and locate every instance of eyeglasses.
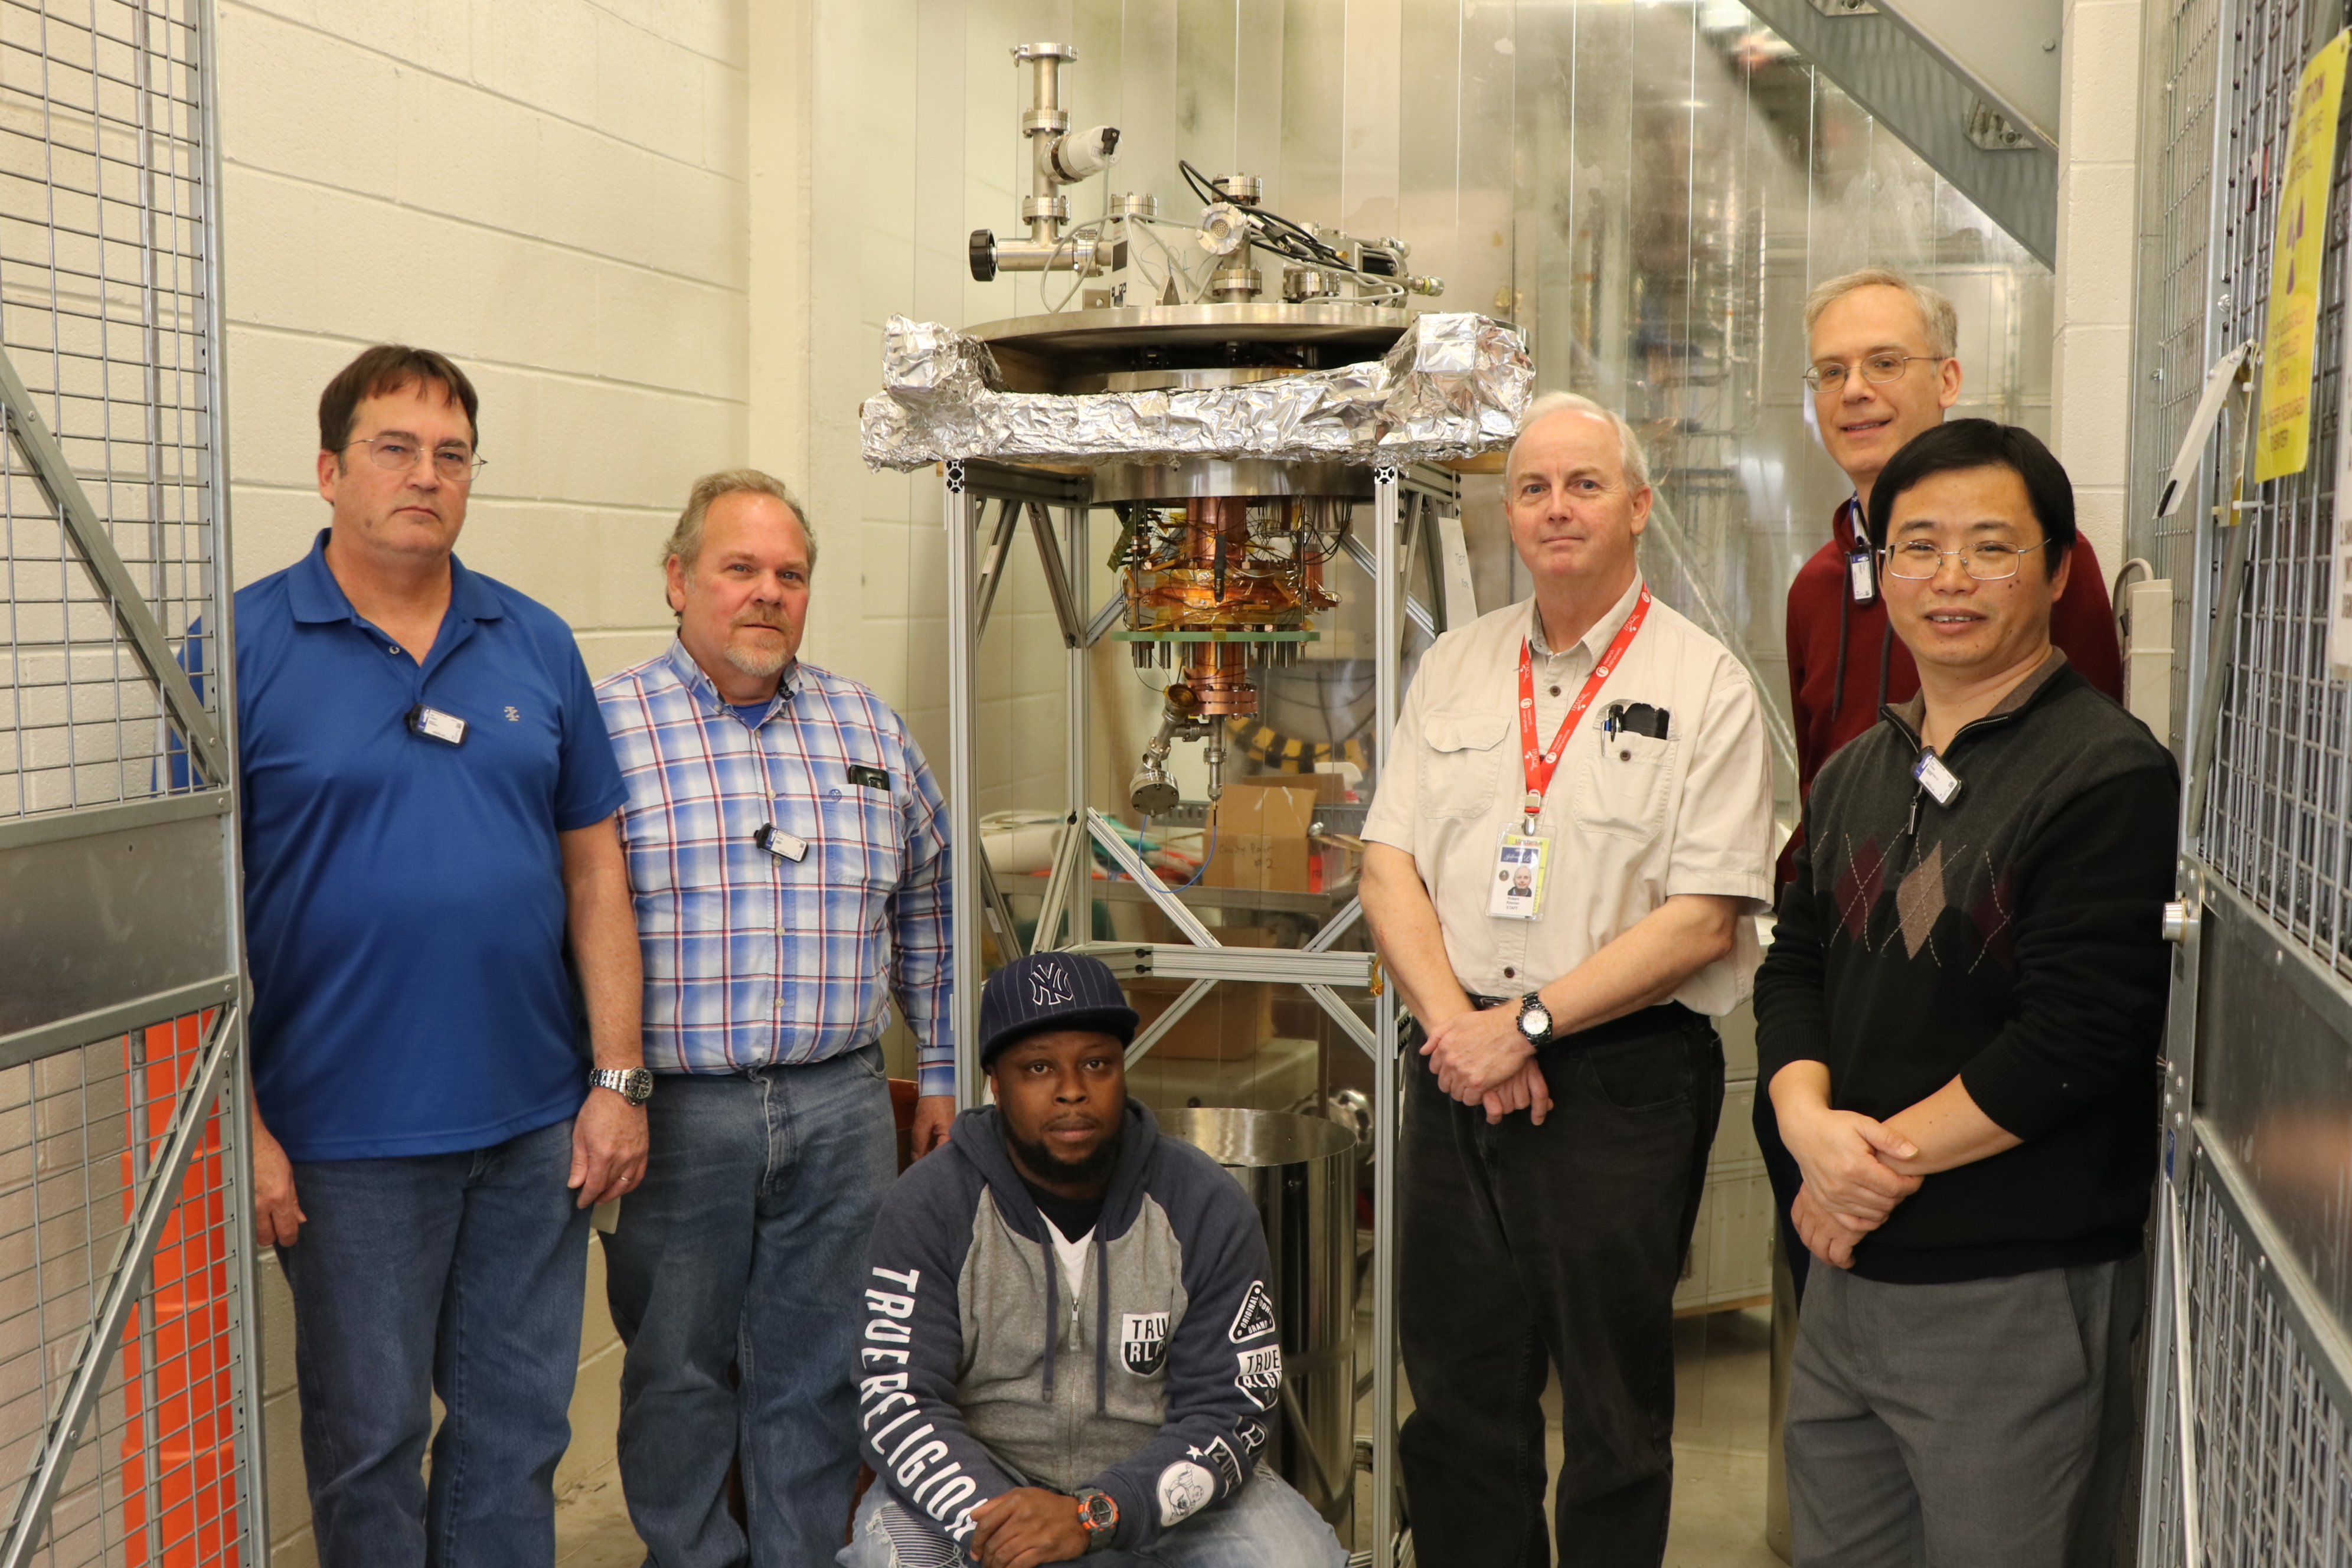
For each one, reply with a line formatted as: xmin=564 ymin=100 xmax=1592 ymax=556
xmin=1879 ymin=539 xmax=2048 ymax=581
xmin=345 ymin=433 xmax=486 ymax=483
xmin=1802 ymin=354 xmax=1941 ymax=393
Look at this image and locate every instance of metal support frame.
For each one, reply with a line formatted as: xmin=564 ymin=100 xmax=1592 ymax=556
xmin=1368 ymin=465 xmax=1402 ymax=1557
xmin=945 ymin=463 xmax=985 ymax=1110
xmin=942 ymin=456 xmax=1416 ymax=1560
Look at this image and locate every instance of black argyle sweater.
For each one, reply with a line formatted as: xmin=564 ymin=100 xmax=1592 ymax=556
xmin=1755 ymin=652 xmax=2178 ymax=1283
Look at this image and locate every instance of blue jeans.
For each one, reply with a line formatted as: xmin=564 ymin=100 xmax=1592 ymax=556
xmin=836 ymin=1468 xmax=1347 ymax=1568
xmin=602 ymin=1046 xmax=897 ymax=1567
xmin=276 ymin=1116 xmax=591 ymax=1568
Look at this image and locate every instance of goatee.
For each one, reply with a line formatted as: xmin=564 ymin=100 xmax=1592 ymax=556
xmin=723 ymin=628 xmax=791 ymax=679
xmin=1007 ymin=1121 xmax=1123 ymax=1189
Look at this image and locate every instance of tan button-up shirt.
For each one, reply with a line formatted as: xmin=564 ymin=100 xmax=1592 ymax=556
xmin=1362 ymin=574 xmax=1775 ymax=1016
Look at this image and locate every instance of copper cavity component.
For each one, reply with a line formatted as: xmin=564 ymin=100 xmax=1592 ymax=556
xmin=1181 ymin=643 xmax=1257 ymax=717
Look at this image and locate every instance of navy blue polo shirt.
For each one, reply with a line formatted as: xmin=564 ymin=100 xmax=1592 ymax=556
xmin=215 ymin=531 xmax=628 ymax=1161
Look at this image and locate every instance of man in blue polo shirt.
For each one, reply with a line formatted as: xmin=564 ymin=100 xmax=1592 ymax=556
xmin=204 ymin=345 xmax=649 ymax=1567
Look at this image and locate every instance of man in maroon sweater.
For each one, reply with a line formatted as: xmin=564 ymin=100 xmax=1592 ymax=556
xmin=1768 ymin=269 xmax=2124 ymax=1294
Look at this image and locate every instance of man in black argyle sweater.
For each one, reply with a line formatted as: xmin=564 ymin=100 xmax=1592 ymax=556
xmin=1756 ymin=419 xmax=2175 ymax=1568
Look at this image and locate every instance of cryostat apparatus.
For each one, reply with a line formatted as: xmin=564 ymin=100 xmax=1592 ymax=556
xmin=861 ymin=41 xmax=1528 ymax=1554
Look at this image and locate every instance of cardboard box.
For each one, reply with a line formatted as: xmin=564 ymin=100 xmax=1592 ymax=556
xmin=1203 ymin=777 xmax=1331 ymax=891
xmin=1127 ymin=928 xmax=1275 ymax=1060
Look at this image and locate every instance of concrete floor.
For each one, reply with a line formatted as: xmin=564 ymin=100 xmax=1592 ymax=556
xmin=548 ymin=1304 xmax=1785 ymax=1567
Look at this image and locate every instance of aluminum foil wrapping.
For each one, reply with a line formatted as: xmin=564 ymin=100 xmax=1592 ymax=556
xmin=860 ymin=311 xmax=1531 ymax=471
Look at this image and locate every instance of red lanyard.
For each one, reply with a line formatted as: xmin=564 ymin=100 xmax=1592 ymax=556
xmin=1517 ymin=586 xmax=1651 ymax=819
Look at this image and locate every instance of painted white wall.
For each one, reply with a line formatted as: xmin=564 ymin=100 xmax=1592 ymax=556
xmin=2052 ymin=0 xmax=2144 ymax=580
xmin=219 ymin=0 xmax=750 ymax=683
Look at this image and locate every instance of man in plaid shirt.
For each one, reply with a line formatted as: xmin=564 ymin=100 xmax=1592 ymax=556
xmin=593 ymin=469 xmax=955 ymax=1566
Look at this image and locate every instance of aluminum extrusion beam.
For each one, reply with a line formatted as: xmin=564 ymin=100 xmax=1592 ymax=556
xmin=945 ymin=467 xmax=985 ymax=1109
xmin=1074 ymin=941 xmax=1374 ymax=988
xmin=1371 ymin=467 xmax=1401 ymax=1556
xmin=1302 ymin=982 xmax=1377 ymax=1057
xmin=1739 ymin=0 xmax=2057 ymax=264
xmin=1083 ymin=809 xmax=1223 ymax=949
xmin=1125 ymin=978 xmax=1214 ymax=1066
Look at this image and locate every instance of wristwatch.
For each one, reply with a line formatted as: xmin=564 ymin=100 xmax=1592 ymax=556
xmin=1514 ymin=993 xmax=1555 ymax=1048
xmin=589 ymin=1067 xmax=654 ymax=1106
xmin=1073 ymin=1487 xmax=1118 ymax=1550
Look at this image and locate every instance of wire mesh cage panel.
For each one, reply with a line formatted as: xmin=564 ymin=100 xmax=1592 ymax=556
xmin=0 ymin=0 xmax=250 ymax=1562
xmin=0 ymin=0 xmax=218 ymax=821
xmin=2139 ymin=0 xmax=2229 ymax=752
xmin=2145 ymin=1171 xmax=2352 ymax=1567
xmin=0 ymin=1014 xmax=247 ymax=1568
xmin=2193 ymin=0 xmax=2352 ymax=971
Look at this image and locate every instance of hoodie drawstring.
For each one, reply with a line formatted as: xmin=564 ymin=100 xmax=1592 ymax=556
xmin=1040 ymin=1232 xmax=1059 ymax=1402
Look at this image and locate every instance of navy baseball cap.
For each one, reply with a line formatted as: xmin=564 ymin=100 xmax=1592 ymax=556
xmin=979 ymin=952 xmax=1139 ymax=1070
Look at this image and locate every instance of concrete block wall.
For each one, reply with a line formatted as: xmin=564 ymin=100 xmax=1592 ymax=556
xmin=215 ymin=2 xmax=750 ymax=1559
xmin=2052 ymin=0 xmax=2145 ymax=579
xmin=218 ymin=0 xmax=752 ymax=682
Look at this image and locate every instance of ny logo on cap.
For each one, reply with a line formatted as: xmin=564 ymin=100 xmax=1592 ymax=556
xmin=1029 ymin=961 xmax=1074 ymax=1007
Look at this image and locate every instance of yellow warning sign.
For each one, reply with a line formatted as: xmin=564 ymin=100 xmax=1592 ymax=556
xmin=2256 ymin=28 xmax=2351 ymax=484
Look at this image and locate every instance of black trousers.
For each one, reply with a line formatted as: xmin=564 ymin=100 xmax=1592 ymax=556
xmin=1399 ymin=1005 xmax=1724 ymax=1568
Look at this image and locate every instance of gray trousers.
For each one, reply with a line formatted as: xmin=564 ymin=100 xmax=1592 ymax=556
xmin=1784 ymin=1254 xmax=2145 ymax=1568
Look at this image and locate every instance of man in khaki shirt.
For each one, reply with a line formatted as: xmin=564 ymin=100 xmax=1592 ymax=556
xmin=1361 ymin=392 xmax=1775 ymax=1567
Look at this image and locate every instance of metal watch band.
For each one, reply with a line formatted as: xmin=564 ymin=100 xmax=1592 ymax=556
xmin=1517 ymin=992 xmax=1554 ymax=1047
xmin=589 ymin=1067 xmax=653 ymax=1105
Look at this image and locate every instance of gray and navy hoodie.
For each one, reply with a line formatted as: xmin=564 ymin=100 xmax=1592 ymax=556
xmin=854 ymin=1099 xmax=1282 ymax=1553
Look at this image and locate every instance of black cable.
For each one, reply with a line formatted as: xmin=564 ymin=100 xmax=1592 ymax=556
xmin=1178 ymin=159 xmax=1223 ymax=207
xmin=1175 ymin=158 xmax=1346 ymax=269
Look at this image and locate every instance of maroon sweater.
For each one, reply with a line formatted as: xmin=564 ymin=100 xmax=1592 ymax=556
xmin=1777 ymin=498 xmax=2125 ymax=887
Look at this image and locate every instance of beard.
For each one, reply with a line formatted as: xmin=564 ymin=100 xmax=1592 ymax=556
xmin=722 ymin=621 xmax=793 ymax=678
xmin=1005 ymin=1118 xmax=1124 ymax=1190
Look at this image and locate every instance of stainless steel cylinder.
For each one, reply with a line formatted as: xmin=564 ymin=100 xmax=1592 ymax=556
xmin=1159 ymin=1108 xmax=1358 ymax=1541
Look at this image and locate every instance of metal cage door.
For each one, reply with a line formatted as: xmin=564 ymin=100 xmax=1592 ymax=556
xmin=2132 ymin=0 xmax=2352 ymax=1559
xmin=0 ymin=1 xmax=257 ymax=1564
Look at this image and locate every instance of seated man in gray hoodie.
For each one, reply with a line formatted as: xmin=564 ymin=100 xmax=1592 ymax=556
xmin=840 ymin=951 xmax=1346 ymax=1568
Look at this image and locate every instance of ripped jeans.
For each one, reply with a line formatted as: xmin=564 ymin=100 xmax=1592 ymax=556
xmin=835 ymin=1467 xmax=1346 ymax=1568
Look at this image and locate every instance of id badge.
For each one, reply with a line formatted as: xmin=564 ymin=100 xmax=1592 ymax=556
xmin=1912 ymin=746 xmax=1962 ymax=806
xmin=405 ymin=704 xmax=466 ymax=746
xmin=754 ymin=823 xmax=808 ymax=862
xmin=1488 ymin=831 xmax=1551 ymax=920
xmin=1847 ymin=549 xmax=1878 ymax=606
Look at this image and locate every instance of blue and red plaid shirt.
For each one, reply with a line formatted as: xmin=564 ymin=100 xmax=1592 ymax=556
xmin=595 ymin=641 xmax=954 ymax=1093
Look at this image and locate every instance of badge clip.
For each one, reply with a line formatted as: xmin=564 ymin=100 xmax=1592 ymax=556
xmin=847 ymin=764 xmax=889 ymax=790
xmin=1912 ymin=747 xmax=1962 ymax=808
xmin=405 ymin=704 xmax=466 ymax=746
xmin=754 ymin=824 xmax=808 ymax=862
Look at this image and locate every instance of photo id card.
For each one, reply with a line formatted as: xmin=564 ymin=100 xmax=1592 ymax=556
xmin=1847 ymin=549 xmax=1878 ymax=606
xmin=405 ymin=704 xmax=466 ymax=746
xmin=754 ymin=823 xmax=809 ymax=862
xmin=1912 ymin=746 xmax=1963 ymax=808
xmin=1488 ymin=832 xmax=1552 ymax=920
